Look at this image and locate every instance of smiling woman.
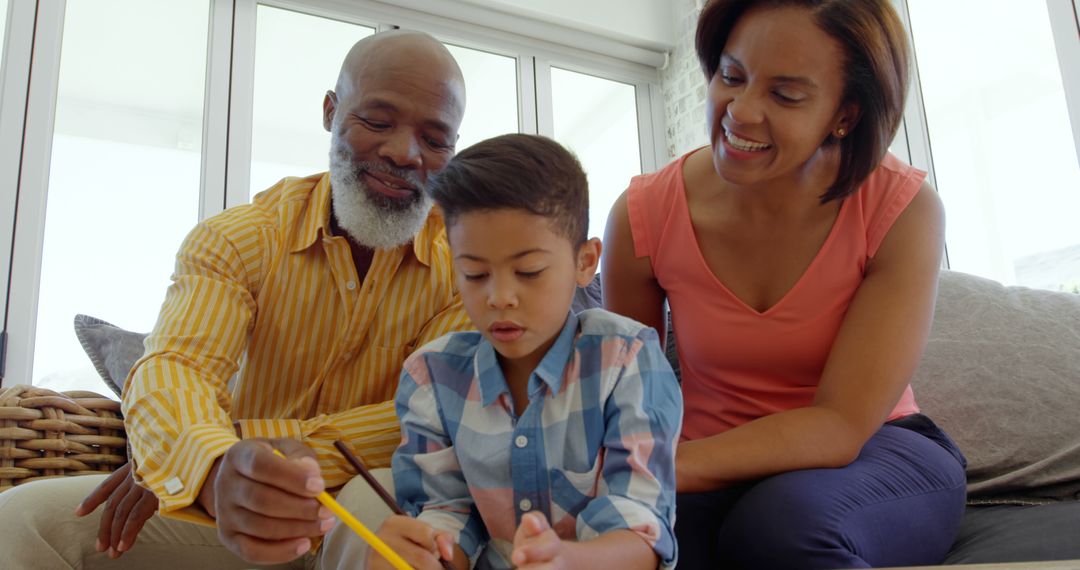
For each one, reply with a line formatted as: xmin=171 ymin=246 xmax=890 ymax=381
xmin=602 ymin=1 xmax=967 ymax=568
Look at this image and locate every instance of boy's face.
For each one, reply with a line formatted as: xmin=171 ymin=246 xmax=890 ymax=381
xmin=449 ymin=209 xmax=599 ymax=373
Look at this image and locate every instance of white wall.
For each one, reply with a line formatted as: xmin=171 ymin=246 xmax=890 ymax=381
xmin=659 ymin=0 xmax=709 ymax=159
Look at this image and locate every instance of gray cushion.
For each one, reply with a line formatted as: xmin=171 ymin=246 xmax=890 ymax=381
xmin=944 ymin=503 xmax=1080 ymax=564
xmin=73 ymin=314 xmax=147 ymax=398
xmin=573 ymin=275 xmax=681 ymax=379
xmin=571 ymin=275 xmax=603 ymax=315
xmin=912 ymin=271 xmax=1080 ymax=502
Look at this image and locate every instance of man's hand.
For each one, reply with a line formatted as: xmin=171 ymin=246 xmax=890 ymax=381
xmin=368 ymin=515 xmax=455 ymax=570
xmin=211 ymin=438 xmax=336 ymax=564
xmin=74 ymin=462 xmax=159 ymax=559
xmin=511 ymin=512 xmax=569 ymax=569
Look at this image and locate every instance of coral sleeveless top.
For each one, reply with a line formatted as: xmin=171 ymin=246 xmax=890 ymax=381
xmin=627 ymin=151 xmax=925 ymax=441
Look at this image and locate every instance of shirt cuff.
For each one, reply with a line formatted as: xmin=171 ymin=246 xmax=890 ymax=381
xmin=236 ymin=418 xmax=303 ymax=440
xmin=140 ymin=424 xmax=239 ymax=516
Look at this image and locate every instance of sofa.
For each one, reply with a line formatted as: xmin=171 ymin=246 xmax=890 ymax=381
xmin=905 ymin=270 xmax=1080 ymax=564
xmin=68 ymin=269 xmax=1080 ymax=564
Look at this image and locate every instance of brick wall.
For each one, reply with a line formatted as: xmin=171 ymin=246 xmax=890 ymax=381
xmin=659 ymin=0 xmax=709 ymax=160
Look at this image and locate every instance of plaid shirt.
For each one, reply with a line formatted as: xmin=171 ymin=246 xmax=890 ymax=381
xmin=393 ymin=309 xmax=681 ymax=569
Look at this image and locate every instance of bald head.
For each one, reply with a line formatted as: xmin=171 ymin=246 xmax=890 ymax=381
xmin=333 ymin=30 xmax=465 ymax=119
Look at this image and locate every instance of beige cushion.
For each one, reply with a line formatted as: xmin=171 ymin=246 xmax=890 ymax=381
xmin=912 ymin=270 xmax=1080 ymax=502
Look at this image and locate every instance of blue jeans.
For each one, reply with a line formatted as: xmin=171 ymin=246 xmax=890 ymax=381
xmin=675 ymin=414 xmax=967 ymax=569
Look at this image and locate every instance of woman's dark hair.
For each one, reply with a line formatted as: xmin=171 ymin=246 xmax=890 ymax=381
xmin=696 ymin=0 xmax=911 ymax=202
xmin=428 ymin=133 xmax=589 ymax=246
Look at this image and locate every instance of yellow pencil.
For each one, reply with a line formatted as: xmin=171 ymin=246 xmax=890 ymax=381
xmin=271 ymin=449 xmax=413 ymax=570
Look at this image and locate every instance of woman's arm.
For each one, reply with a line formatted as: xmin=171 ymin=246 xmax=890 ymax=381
xmin=677 ymin=181 xmax=946 ymax=492
xmin=602 ymin=191 xmax=668 ymax=343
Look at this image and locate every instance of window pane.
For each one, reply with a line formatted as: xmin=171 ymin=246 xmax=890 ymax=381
xmin=33 ymin=0 xmax=210 ymax=395
xmin=551 ymin=68 xmax=641 ymax=241
xmin=250 ymin=6 xmax=375 ymax=198
xmin=909 ymin=0 xmax=1080 ymax=291
xmin=445 ymin=44 xmax=519 ymax=151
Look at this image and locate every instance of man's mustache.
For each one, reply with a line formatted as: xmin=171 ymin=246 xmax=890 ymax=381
xmin=351 ymin=160 xmax=425 ymax=191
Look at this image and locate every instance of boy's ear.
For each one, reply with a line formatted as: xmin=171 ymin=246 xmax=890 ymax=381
xmin=575 ymin=238 xmax=602 ymax=287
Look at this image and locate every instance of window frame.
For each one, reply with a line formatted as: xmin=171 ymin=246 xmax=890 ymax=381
xmin=2 ymin=0 xmax=65 ymax=387
xmin=0 ymin=0 xmax=37 ymax=378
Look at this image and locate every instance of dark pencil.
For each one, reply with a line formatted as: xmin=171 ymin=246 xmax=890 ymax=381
xmin=333 ymin=439 xmax=456 ymax=570
xmin=334 ymin=440 xmax=403 ymax=515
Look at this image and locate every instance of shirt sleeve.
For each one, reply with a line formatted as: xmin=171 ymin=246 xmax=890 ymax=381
xmin=392 ymin=351 xmax=488 ymax=562
xmin=122 ymin=220 xmax=253 ymax=523
xmin=237 ymin=294 xmax=473 ymax=489
xmin=575 ymin=327 xmax=683 ymax=569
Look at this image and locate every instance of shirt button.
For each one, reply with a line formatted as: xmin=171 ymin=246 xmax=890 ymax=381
xmin=514 ymin=435 xmax=528 ymax=448
xmin=163 ymin=477 xmax=184 ymax=495
xmin=519 ymin=498 xmax=532 ymax=512
xmin=345 ymin=280 xmax=357 ymax=290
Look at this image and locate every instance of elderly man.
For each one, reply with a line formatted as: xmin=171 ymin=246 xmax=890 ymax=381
xmin=0 ymin=30 xmax=471 ymax=569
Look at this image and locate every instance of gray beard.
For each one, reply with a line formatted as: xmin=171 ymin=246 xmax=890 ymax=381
xmin=327 ymin=135 xmax=433 ymax=251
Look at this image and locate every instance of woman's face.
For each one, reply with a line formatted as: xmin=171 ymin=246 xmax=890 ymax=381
xmin=706 ymin=6 xmax=856 ymax=188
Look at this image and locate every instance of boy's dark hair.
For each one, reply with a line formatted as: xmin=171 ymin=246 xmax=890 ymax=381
xmin=428 ymin=133 xmax=589 ymax=246
xmin=696 ymin=0 xmax=911 ymax=203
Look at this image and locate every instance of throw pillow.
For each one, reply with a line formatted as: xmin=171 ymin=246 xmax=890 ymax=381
xmin=911 ymin=270 xmax=1080 ymax=502
xmin=73 ymin=314 xmax=147 ymax=398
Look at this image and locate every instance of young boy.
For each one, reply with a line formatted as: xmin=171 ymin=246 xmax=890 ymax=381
xmin=370 ymin=134 xmax=681 ymax=570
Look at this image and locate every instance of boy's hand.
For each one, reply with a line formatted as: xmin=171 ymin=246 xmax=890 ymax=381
xmin=211 ymin=438 xmax=335 ymax=564
xmin=511 ymin=512 xmax=569 ymax=569
xmin=368 ymin=515 xmax=456 ymax=570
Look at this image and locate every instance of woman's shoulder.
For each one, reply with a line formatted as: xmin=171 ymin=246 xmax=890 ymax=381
xmin=863 ymin=152 xmax=927 ymax=191
xmin=627 ymin=148 xmax=700 ymax=211
xmin=855 ymin=152 xmax=931 ymax=257
xmin=633 ymin=148 xmax=699 ymax=189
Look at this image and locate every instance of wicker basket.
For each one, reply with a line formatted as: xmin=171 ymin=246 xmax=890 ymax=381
xmin=0 ymin=384 xmax=127 ymax=493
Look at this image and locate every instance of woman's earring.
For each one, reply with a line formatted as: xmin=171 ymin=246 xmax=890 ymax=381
xmin=835 ymin=127 xmax=847 ymax=137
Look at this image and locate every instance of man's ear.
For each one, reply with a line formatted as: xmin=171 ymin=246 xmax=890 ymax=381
xmin=323 ymin=91 xmax=337 ymax=132
xmin=575 ymin=238 xmax=602 ymax=287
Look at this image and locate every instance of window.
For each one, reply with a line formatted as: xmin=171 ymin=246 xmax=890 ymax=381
xmin=550 ymin=67 xmax=641 ymax=241
xmin=906 ymin=0 xmax=1080 ymax=292
xmin=445 ymin=43 xmax=519 ymax=152
xmin=2 ymin=1 xmax=665 ymax=390
xmin=30 ymin=0 xmax=210 ymax=394
xmin=249 ymin=6 xmax=375 ymax=198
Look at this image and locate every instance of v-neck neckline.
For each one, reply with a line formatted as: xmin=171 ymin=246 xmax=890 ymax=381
xmin=675 ymin=152 xmax=850 ymax=316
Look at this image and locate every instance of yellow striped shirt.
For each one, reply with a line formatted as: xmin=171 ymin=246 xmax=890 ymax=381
xmin=122 ymin=173 xmax=471 ymax=523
